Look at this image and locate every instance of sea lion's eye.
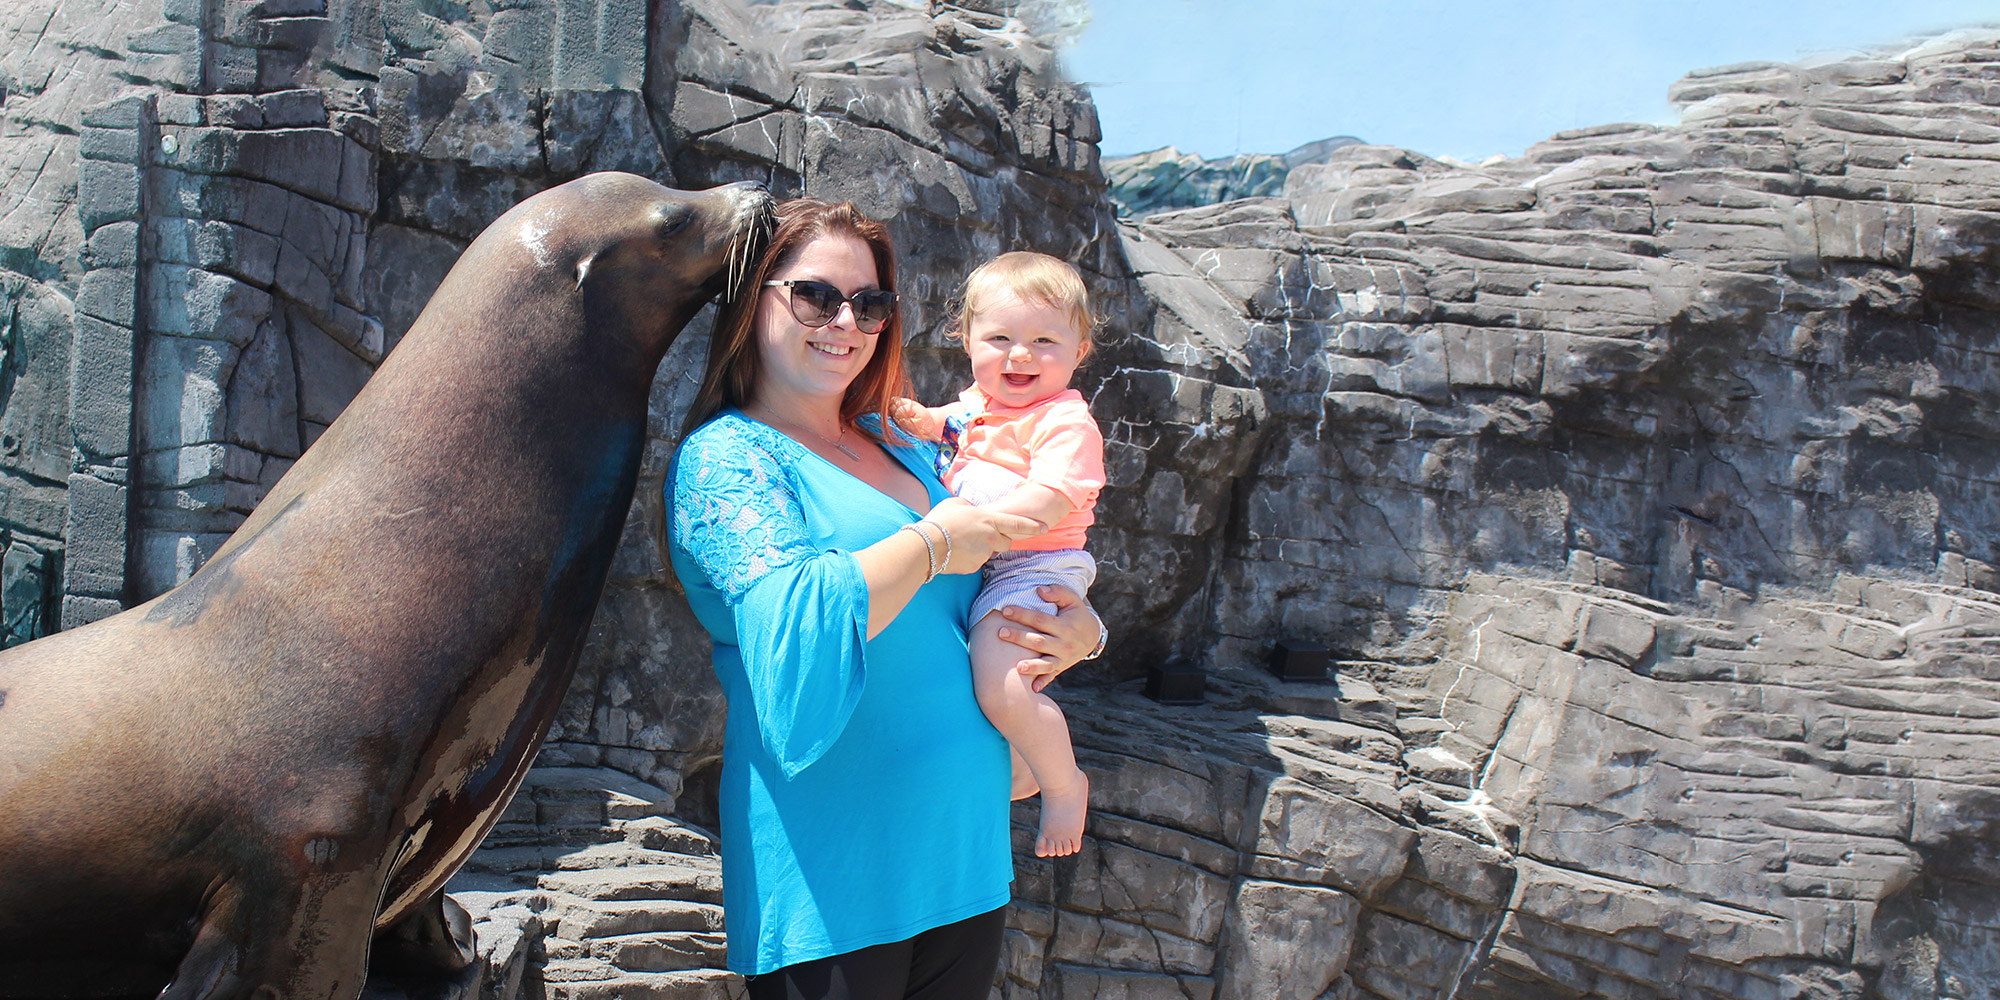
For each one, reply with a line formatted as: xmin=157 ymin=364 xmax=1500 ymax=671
xmin=656 ymin=203 xmax=693 ymax=240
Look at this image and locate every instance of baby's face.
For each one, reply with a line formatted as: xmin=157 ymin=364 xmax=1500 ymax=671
xmin=962 ymin=290 xmax=1087 ymax=409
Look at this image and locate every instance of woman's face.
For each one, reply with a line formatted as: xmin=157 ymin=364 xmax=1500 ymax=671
xmin=752 ymin=234 xmax=882 ymax=409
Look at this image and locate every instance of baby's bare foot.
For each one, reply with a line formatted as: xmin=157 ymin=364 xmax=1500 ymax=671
xmin=1034 ymin=769 xmax=1088 ymax=857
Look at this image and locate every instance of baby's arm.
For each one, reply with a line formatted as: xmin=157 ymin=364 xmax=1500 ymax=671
xmin=982 ymin=482 xmax=1074 ymax=531
xmin=889 ymin=397 xmax=950 ymax=442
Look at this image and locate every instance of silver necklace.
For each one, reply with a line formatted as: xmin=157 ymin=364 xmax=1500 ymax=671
xmin=761 ymin=409 xmax=861 ymax=462
xmin=805 ymin=425 xmax=862 ymax=462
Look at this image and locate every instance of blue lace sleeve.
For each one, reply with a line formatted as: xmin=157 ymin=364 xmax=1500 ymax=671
xmin=672 ymin=423 xmax=812 ymax=601
xmin=671 ymin=417 xmax=869 ymax=777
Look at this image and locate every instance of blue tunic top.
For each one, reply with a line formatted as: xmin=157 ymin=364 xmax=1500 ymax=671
xmin=667 ymin=410 xmax=1012 ymax=975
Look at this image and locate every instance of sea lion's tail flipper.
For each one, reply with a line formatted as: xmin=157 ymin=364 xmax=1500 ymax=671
xmin=368 ymin=890 xmax=477 ymax=981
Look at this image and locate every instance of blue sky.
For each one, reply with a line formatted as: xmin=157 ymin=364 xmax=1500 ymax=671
xmin=1064 ymin=0 xmax=2000 ymax=161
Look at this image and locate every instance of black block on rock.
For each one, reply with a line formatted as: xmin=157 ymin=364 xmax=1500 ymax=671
xmin=1268 ymin=638 xmax=1329 ymax=682
xmin=1145 ymin=661 xmax=1205 ymax=705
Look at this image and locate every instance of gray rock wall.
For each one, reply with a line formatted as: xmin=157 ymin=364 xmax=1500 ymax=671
xmin=1037 ymin=29 xmax=2000 ymax=1000
xmin=1 ymin=3 xmax=137 ymax=638
xmin=7 ymin=2 xmax=2000 ymax=998
xmin=1017 ymin=575 xmax=2000 ymax=1000
xmin=1126 ymin=34 xmax=2000 ymax=672
xmin=2 ymin=0 xmax=384 ymax=632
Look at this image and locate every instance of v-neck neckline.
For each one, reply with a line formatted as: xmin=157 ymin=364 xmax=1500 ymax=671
xmin=730 ymin=409 xmax=941 ymax=518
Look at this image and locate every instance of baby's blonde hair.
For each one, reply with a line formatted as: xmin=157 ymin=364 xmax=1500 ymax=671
xmin=953 ymin=251 xmax=1095 ymax=355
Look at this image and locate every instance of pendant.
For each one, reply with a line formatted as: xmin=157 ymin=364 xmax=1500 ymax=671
xmin=833 ymin=440 xmax=861 ymax=462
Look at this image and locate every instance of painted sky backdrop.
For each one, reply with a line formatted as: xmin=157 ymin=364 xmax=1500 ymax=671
xmin=1063 ymin=0 xmax=2000 ymax=162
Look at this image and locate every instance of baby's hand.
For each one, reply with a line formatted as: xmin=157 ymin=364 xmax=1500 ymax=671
xmin=890 ymin=397 xmax=943 ymax=442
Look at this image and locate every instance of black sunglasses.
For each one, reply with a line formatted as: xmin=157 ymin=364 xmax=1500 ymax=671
xmin=764 ymin=280 xmax=899 ymax=335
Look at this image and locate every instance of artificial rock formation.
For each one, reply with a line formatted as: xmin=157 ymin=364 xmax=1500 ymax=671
xmin=1054 ymin=31 xmax=2000 ymax=1000
xmin=5 ymin=2 xmax=2000 ymax=998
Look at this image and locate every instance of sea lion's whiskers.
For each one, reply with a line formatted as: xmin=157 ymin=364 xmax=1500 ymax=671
xmin=725 ymin=231 xmax=748 ymax=300
xmin=722 ymin=198 xmax=775 ymax=302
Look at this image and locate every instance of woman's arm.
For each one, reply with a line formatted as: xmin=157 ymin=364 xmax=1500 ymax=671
xmin=996 ymin=584 xmax=1102 ymax=692
xmin=672 ymin=429 xmax=872 ymax=776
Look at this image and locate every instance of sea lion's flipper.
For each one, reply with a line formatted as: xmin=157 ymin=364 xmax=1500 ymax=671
xmin=160 ymin=876 xmax=375 ymax=1000
xmin=368 ymin=891 xmax=477 ymax=980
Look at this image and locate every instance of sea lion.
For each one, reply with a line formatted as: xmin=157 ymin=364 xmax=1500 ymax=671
xmin=0 ymin=172 xmax=773 ymax=999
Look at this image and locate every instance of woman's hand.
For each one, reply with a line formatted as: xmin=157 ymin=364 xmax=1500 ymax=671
xmin=857 ymin=499 xmax=1040 ymax=639
xmin=921 ymin=498 xmax=1044 ymax=575
xmin=997 ymin=584 xmax=1101 ymax=692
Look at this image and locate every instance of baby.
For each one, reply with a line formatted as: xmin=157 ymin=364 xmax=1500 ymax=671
xmin=896 ymin=251 xmax=1103 ymax=858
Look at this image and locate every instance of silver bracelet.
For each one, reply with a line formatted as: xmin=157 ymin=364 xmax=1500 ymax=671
xmin=1083 ymin=613 xmax=1108 ymax=660
xmin=897 ymin=522 xmax=939 ymax=582
xmin=928 ymin=520 xmax=953 ymax=574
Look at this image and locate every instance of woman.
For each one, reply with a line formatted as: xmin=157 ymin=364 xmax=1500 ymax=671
xmin=667 ymin=199 xmax=1105 ymax=999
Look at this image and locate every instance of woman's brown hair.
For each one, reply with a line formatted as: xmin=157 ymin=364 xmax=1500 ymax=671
xmin=683 ymin=199 xmax=908 ymax=440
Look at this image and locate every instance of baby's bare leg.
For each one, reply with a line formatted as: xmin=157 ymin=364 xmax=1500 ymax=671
xmin=972 ymin=610 xmax=1087 ymax=857
xmin=1010 ymin=746 xmax=1040 ymax=801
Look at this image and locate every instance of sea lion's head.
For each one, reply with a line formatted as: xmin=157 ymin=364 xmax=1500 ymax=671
xmin=497 ymin=172 xmax=776 ymax=359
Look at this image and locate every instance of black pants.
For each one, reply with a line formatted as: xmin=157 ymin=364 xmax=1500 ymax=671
xmin=743 ymin=906 xmax=1007 ymax=1000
